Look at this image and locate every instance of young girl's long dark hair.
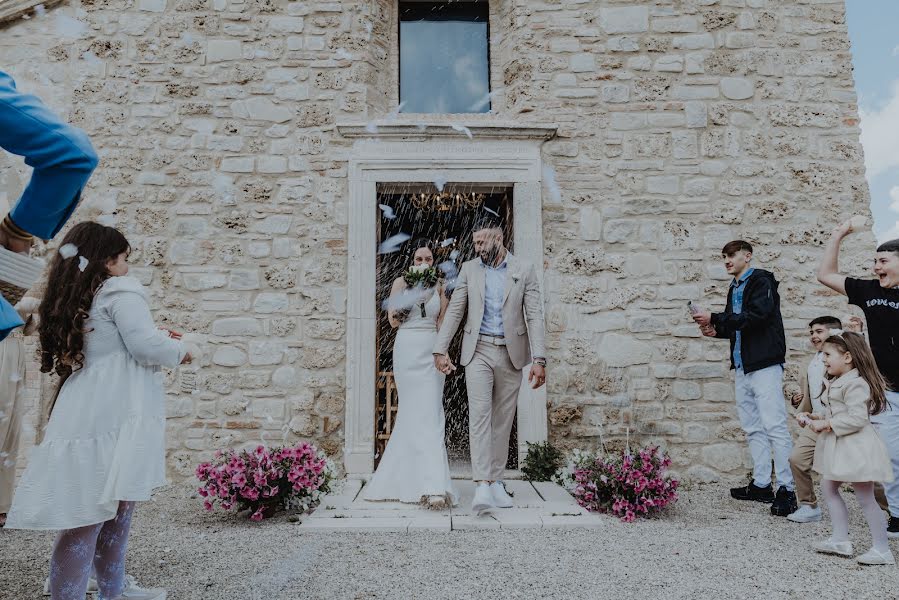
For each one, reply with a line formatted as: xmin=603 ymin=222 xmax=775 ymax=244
xmin=823 ymin=332 xmax=888 ymax=416
xmin=39 ymin=222 xmax=131 ymax=385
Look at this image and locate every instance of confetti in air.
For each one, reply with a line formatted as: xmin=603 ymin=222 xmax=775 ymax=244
xmin=382 ymin=286 xmax=431 ymax=312
xmin=468 ymin=89 xmax=502 ymax=112
xmin=542 ymin=165 xmax=562 ymax=203
xmin=483 ymin=206 xmax=500 ymax=218
xmin=59 ymin=243 xmax=78 ymax=259
xmin=378 ymin=204 xmax=397 ymax=220
xmin=377 ymin=233 xmax=411 ymax=254
xmin=96 ymin=214 xmax=115 ymax=227
xmin=78 ymin=256 xmax=89 ymax=272
xmin=439 ymin=237 xmax=455 ymax=248
xmin=433 ymin=175 xmax=448 ymax=192
xmin=34 ymin=4 xmax=46 ymax=17
xmin=450 ymin=124 xmax=473 ymax=139
xmin=450 ymin=249 xmax=460 ymax=261
xmin=9 ymin=372 xmax=21 ymax=382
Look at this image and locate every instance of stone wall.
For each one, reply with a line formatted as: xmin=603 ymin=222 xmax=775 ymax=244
xmin=0 ymin=0 xmax=874 ymax=483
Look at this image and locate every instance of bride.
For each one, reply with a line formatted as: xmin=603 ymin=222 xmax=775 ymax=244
xmin=363 ymin=239 xmax=457 ymax=508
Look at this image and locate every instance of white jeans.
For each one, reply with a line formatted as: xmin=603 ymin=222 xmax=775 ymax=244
xmin=871 ymin=390 xmax=899 ymax=518
xmin=734 ymin=365 xmax=794 ymax=490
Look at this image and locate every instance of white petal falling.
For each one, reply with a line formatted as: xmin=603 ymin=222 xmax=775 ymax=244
xmin=34 ymin=4 xmax=46 ymax=17
xmin=433 ymin=175 xmax=448 ymax=192
xmin=87 ymin=195 xmax=117 ymax=214
xmin=382 ymin=286 xmax=429 ymax=312
xmin=467 ymin=89 xmax=502 ymax=112
xmin=437 ymin=260 xmax=458 ymax=279
xmin=378 ymin=204 xmax=396 ymax=220
xmin=450 ymin=124 xmax=473 ymax=139
xmin=439 ymin=237 xmax=455 ymax=247
xmin=365 ymin=121 xmax=378 ymax=134
xmin=542 ymin=164 xmax=562 ymax=203
xmin=377 ymin=233 xmax=411 ymax=254
xmin=78 ymin=256 xmax=89 ymax=272
xmin=483 ymin=206 xmax=500 ymax=218
xmin=59 ymin=243 xmax=78 ymax=259
xmin=9 ymin=372 xmax=21 ymax=382
xmin=449 ymin=249 xmax=460 ymax=261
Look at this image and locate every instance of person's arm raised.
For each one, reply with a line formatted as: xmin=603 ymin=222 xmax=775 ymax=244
xmin=817 ymin=220 xmax=853 ymax=297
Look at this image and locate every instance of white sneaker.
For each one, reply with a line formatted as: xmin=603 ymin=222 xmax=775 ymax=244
xmin=787 ymin=504 xmax=822 ymax=523
xmin=115 ymin=575 xmax=166 ymax=599
xmin=490 ymin=481 xmax=514 ymax=508
xmin=472 ymin=482 xmax=496 ymax=515
xmin=857 ymin=548 xmax=896 ymax=566
xmin=813 ymin=538 xmax=854 ymax=557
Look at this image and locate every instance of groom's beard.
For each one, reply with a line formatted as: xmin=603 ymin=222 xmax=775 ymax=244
xmin=480 ymin=245 xmax=503 ymax=266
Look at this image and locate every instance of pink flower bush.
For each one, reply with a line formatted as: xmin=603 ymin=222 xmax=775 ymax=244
xmin=196 ymin=442 xmax=335 ymax=521
xmin=559 ymin=446 xmax=678 ymax=523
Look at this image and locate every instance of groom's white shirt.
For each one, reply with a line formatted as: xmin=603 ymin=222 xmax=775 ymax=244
xmin=434 ymin=251 xmax=545 ymax=370
xmin=479 ymin=257 xmax=507 ymax=336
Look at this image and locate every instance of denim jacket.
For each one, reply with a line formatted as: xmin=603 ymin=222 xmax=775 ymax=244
xmin=0 ymin=70 xmax=98 ymax=340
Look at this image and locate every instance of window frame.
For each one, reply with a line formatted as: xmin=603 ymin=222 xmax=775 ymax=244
xmin=397 ymin=0 xmax=492 ymax=115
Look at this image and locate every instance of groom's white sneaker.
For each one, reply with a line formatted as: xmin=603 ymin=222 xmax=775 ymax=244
xmin=472 ymin=482 xmax=496 ymax=515
xmin=490 ymin=481 xmax=514 ymax=508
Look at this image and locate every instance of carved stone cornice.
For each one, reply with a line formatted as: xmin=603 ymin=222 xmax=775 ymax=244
xmin=337 ymin=121 xmax=558 ymax=141
xmin=0 ymin=0 xmax=64 ymax=27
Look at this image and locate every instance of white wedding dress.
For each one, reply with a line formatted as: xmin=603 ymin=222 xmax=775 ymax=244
xmin=363 ymin=289 xmax=457 ymax=504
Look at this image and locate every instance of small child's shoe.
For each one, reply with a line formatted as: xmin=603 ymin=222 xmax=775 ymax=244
xmin=857 ymin=548 xmax=896 ymax=566
xmin=813 ymin=538 xmax=854 ymax=557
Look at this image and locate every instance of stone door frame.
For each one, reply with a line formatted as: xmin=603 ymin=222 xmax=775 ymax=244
xmin=339 ymin=122 xmax=557 ymax=476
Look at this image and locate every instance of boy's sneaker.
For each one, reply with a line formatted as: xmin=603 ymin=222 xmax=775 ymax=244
xmin=787 ymin=504 xmax=823 ymax=523
xmin=888 ymin=515 xmax=899 ymax=539
xmin=730 ymin=481 xmax=775 ymax=503
xmin=770 ymin=486 xmax=798 ymax=517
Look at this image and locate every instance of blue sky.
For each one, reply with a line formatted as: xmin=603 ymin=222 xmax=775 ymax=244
xmin=845 ymin=0 xmax=899 ymax=240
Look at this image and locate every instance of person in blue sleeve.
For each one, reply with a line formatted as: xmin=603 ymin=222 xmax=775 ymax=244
xmin=0 ymin=69 xmax=98 ymax=340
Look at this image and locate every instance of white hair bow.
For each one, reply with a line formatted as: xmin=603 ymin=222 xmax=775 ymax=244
xmin=828 ymin=328 xmax=844 ymax=337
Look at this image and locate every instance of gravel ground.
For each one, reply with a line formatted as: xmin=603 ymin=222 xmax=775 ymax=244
xmin=2 ymin=482 xmax=898 ymax=600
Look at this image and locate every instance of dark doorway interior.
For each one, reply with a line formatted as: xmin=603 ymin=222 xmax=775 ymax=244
xmin=374 ymin=183 xmax=517 ymax=474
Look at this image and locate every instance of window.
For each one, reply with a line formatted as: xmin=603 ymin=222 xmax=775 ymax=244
xmin=399 ymin=1 xmax=491 ymax=114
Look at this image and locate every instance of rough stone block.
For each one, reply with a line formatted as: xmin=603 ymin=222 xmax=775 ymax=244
xmin=254 ymin=293 xmax=289 ymax=314
xmin=601 ymin=84 xmax=629 ymax=103
xmin=570 ymin=53 xmax=596 ymax=73
xmin=213 ymin=346 xmax=247 ymax=367
xmin=207 ymin=40 xmax=242 ymax=63
xmin=655 ymin=55 xmax=684 ymax=72
xmin=212 ymin=317 xmax=262 ymax=337
xmin=602 ymin=333 xmax=653 ymax=367
xmin=720 ymin=77 xmax=755 ymax=100
xmin=599 ymin=6 xmax=649 ymax=34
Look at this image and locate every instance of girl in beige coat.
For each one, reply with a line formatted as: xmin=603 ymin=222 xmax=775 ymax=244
xmin=797 ymin=331 xmax=894 ymax=565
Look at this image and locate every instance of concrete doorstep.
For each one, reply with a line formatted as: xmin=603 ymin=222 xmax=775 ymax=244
xmin=299 ymin=479 xmax=605 ymax=532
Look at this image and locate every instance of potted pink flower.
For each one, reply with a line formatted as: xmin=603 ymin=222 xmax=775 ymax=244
xmin=196 ymin=441 xmax=336 ymax=521
xmin=556 ymin=446 xmax=679 ymax=522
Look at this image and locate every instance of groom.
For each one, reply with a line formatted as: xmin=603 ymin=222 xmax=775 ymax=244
xmin=433 ymin=214 xmax=547 ymax=515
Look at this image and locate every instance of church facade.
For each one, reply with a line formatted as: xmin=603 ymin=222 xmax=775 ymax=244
xmin=0 ymin=0 xmax=874 ymax=482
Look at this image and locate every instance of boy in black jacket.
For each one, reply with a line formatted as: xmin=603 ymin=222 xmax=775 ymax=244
xmin=693 ymin=240 xmax=797 ymax=517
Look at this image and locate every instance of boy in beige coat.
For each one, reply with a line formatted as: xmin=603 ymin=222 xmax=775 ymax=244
xmin=787 ymin=316 xmax=842 ymax=523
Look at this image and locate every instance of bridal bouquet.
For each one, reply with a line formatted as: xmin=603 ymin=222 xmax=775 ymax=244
xmin=196 ymin=441 xmax=336 ymax=521
xmin=402 ymin=264 xmax=439 ymax=317
xmin=556 ymin=446 xmax=679 ymax=522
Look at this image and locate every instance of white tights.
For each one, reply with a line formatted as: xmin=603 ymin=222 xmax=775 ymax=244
xmin=821 ymin=480 xmax=889 ymax=552
xmin=49 ymin=501 xmax=135 ymax=600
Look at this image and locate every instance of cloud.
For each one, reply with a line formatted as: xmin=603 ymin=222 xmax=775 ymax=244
xmin=859 ymin=81 xmax=899 ymax=179
xmin=878 ymin=220 xmax=899 ymax=243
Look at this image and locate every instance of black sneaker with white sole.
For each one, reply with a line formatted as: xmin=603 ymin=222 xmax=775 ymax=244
xmin=888 ymin=515 xmax=899 ymax=539
xmin=770 ymin=486 xmax=798 ymax=517
xmin=730 ymin=481 xmax=775 ymax=503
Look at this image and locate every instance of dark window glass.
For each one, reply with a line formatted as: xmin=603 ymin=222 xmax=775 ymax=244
xmin=399 ymin=2 xmax=490 ymax=114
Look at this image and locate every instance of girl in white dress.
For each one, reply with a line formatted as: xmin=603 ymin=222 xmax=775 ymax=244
xmin=6 ymin=222 xmax=191 ymax=600
xmin=363 ymin=239 xmax=457 ymax=508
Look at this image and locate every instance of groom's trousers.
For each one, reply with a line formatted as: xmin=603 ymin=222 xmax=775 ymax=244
xmin=466 ymin=337 xmax=522 ymax=481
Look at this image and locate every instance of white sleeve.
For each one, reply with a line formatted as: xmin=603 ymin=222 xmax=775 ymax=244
xmin=106 ymin=290 xmax=186 ymax=368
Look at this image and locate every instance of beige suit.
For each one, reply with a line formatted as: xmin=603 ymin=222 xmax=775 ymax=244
xmin=0 ymin=298 xmax=38 ymax=514
xmin=434 ymin=253 xmax=546 ymax=480
xmin=790 ymin=356 xmax=821 ymax=507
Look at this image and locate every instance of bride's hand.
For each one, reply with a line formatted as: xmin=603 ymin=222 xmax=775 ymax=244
xmin=433 ymin=353 xmax=456 ymax=375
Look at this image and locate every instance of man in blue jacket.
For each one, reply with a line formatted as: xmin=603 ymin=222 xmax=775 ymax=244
xmin=0 ymin=69 xmax=98 ymax=340
xmin=693 ymin=240 xmax=797 ymax=517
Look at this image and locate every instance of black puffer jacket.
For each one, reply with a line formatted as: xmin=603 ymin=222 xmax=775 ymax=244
xmin=711 ymin=269 xmax=786 ymax=374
